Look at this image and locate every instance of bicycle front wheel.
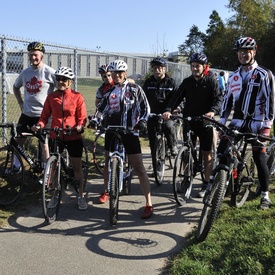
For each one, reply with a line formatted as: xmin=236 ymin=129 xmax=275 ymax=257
xmin=109 ymin=158 xmax=119 ymax=225
xmin=152 ymin=135 xmax=166 ymax=186
xmin=196 ymin=169 xmax=227 ymax=242
xmin=92 ymin=131 xmax=105 ymax=175
xmin=173 ymin=146 xmax=193 ymax=205
xmin=0 ymin=147 xmax=24 ymax=206
xmin=42 ymin=155 xmax=62 ymax=224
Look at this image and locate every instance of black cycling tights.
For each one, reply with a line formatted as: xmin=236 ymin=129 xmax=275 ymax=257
xmin=253 ymin=150 xmax=269 ymax=192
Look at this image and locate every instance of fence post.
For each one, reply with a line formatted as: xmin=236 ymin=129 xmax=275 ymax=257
xmin=74 ymin=48 xmax=77 ymax=91
xmin=1 ymin=35 xmax=7 ymax=123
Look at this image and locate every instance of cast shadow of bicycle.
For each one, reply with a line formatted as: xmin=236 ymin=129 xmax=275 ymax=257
xmin=4 ymin=177 xmax=203 ymax=262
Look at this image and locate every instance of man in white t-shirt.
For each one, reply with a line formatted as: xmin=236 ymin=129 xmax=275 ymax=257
xmin=12 ymin=42 xmax=56 ymax=174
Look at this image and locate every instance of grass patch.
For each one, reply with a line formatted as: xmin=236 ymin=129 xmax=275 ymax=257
xmin=166 ymin=183 xmax=275 ymax=275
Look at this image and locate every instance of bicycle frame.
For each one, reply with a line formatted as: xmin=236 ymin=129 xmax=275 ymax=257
xmin=2 ymin=123 xmax=44 ymax=173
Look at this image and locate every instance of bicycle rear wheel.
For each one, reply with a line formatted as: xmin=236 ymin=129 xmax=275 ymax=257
xmin=109 ymin=158 xmax=119 ymax=225
xmin=231 ymin=151 xmax=256 ymax=207
xmin=173 ymin=145 xmax=193 ymax=205
xmin=123 ymin=155 xmax=133 ymax=195
xmin=82 ymin=143 xmax=88 ymax=191
xmin=0 ymin=147 xmax=24 ymax=206
xmin=92 ymin=131 xmax=105 ymax=174
xmin=42 ymin=155 xmax=62 ymax=224
xmin=267 ymin=142 xmax=275 ymax=177
xmin=196 ymin=169 xmax=227 ymax=242
xmin=152 ymin=135 xmax=166 ymax=186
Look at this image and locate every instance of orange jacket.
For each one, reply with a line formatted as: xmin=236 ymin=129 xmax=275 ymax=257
xmin=38 ymin=87 xmax=87 ymax=141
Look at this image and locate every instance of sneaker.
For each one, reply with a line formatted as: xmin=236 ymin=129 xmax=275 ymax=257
xmin=198 ymin=184 xmax=208 ymax=198
xmin=47 ymin=194 xmax=59 ymax=208
xmin=171 ymin=146 xmax=178 ymax=156
xmin=5 ymin=166 xmax=22 ymax=175
xmin=78 ymin=196 xmax=88 ymax=210
xmin=141 ymin=205 xmax=153 ymax=219
xmin=260 ymin=197 xmax=272 ymax=210
xmin=98 ymin=192 xmax=109 ymax=204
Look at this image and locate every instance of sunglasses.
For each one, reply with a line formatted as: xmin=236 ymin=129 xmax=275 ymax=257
xmin=103 ymin=74 xmax=112 ymax=78
xmin=56 ymin=76 xmax=69 ymax=82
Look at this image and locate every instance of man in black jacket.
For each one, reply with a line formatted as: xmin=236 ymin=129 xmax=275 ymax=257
xmin=163 ymin=53 xmax=222 ymax=198
xmin=143 ymin=57 xmax=178 ymax=156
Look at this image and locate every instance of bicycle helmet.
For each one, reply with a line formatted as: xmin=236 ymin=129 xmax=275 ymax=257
xmin=150 ymin=57 xmax=167 ymax=67
xmin=55 ymin=67 xmax=75 ymax=79
xmin=27 ymin=42 xmax=45 ymax=53
xmin=98 ymin=64 xmax=110 ymax=74
xmin=109 ymin=60 xmax=128 ymax=71
xmin=189 ymin=53 xmax=208 ymax=64
xmin=233 ymin=37 xmax=257 ymax=52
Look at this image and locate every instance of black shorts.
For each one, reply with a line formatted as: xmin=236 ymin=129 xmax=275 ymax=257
xmin=50 ymin=138 xmax=84 ymax=158
xmin=104 ymin=131 xmax=141 ymax=155
xmin=18 ymin=113 xmax=40 ymax=133
xmin=184 ymin=122 xmax=213 ymax=151
xmin=17 ymin=113 xmax=47 ymax=144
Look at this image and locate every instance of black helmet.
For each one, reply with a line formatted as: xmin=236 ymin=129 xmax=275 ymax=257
xmin=189 ymin=53 xmax=208 ymax=65
xmin=233 ymin=37 xmax=257 ymax=52
xmin=150 ymin=57 xmax=167 ymax=67
xmin=27 ymin=42 xmax=45 ymax=53
xmin=98 ymin=64 xmax=110 ymax=74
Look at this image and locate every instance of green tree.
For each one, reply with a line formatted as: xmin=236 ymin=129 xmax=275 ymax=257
xmin=227 ymin=0 xmax=275 ymax=66
xmin=178 ymin=25 xmax=206 ymax=57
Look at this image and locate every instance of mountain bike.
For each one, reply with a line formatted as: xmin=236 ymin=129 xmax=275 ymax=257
xmin=173 ymin=116 xmax=217 ymax=205
xmin=41 ymin=127 xmax=88 ymax=224
xmin=0 ymin=122 xmax=45 ymax=206
xmin=106 ymin=125 xmax=133 ymax=225
xmin=149 ymin=113 xmax=175 ymax=186
xmin=196 ymin=116 xmax=271 ymax=242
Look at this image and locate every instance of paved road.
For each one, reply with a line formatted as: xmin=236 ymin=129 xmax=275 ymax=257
xmin=0 ymin=150 xmax=204 ymax=275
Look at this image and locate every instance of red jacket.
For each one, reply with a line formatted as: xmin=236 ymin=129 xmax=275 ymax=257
xmin=38 ymin=87 xmax=87 ymax=141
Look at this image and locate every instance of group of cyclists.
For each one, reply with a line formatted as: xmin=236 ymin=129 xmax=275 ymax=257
xmin=12 ymin=35 xmax=275 ymax=221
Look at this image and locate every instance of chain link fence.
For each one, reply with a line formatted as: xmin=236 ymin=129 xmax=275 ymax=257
xmin=0 ymin=35 xmax=203 ymax=123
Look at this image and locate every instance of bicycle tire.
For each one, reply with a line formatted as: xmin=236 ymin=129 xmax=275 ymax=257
xmin=0 ymin=147 xmax=24 ymax=206
xmin=196 ymin=169 xmax=227 ymax=242
xmin=92 ymin=131 xmax=105 ymax=175
xmin=109 ymin=157 xmax=119 ymax=225
xmin=173 ymin=145 xmax=193 ymax=205
xmin=123 ymin=155 xmax=133 ymax=195
xmin=231 ymin=150 xmax=256 ymax=207
xmin=174 ymin=118 xmax=183 ymax=144
xmin=82 ymin=143 xmax=89 ymax=191
xmin=198 ymin=147 xmax=205 ymax=182
xmin=267 ymin=142 xmax=275 ymax=177
xmin=42 ymin=155 xmax=62 ymax=224
xmin=152 ymin=135 xmax=166 ymax=186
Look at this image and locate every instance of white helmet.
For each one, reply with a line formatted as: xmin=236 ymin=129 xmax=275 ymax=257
xmin=109 ymin=60 xmax=128 ymax=71
xmin=55 ymin=66 xmax=75 ymax=79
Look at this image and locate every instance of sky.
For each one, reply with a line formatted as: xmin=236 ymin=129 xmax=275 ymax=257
xmin=1 ymin=0 xmax=234 ymax=55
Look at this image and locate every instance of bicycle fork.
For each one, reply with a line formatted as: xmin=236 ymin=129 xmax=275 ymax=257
xmin=108 ymin=153 xmax=124 ymax=193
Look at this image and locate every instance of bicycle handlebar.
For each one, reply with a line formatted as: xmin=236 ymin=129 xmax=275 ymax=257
xmin=38 ymin=126 xmax=82 ymax=136
xmin=202 ymin=115 xmax=273 ymax=142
